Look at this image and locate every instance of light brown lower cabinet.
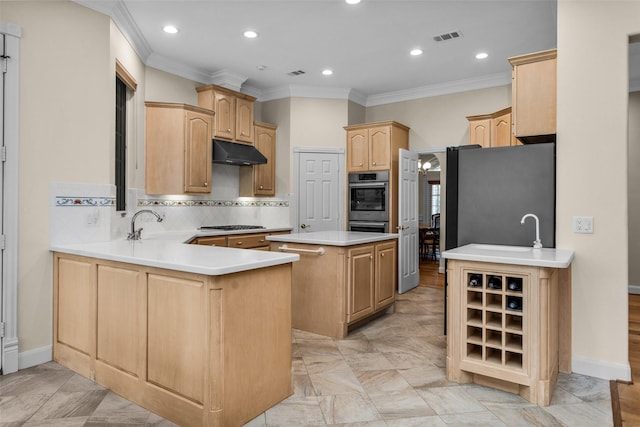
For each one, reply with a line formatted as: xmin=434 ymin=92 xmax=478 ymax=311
xmin=271 ymin=239 xmax=397 ymax=339
xmin=446 ymin=259 xmax=572 ymax=406
xmin=53 ymin=253 xmax=292 ymax=427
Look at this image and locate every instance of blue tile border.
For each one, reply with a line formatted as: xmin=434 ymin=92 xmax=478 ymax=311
xmin=56 ymin=197 xmax=115 ymax=207
xmin=138 ymin=199 xmax=289 ymax=208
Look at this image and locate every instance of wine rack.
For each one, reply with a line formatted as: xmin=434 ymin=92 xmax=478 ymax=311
xmin=463 ymin=271 xmax=526 ymax=371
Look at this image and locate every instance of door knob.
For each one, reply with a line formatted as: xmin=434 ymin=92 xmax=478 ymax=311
xmin=301 ymin=224 xmax=310 ymax=229
xmin=396 ymin=225 xmax=409 ymax=230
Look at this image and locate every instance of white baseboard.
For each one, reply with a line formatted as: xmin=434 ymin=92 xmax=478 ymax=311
xmin=18 ymin=345 xmax=52 ymax=371
xmin=572 ymin=356 xmax=631 ymax=382
xmin=629 ymin=284 xmax=640 ymax=294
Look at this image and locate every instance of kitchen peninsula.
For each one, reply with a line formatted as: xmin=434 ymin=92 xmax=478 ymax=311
xmin=51 ymin=236 xmax=299 ymax=427
xmin=443 ymin=243 xmax=574 ymax=406
xmin=267 ymin=231 xmax=398 ymax=339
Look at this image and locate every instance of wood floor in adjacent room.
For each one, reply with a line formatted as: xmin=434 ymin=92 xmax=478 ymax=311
xmin=419 ymin=258 xmax=444 ymax=289
xmin=614 ymin=293 xmax=640 ymax=427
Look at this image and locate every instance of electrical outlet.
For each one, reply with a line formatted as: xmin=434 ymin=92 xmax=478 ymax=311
xmin=573 ymin=216 xmax=594 ymax=234
xmin=86 ymin=209 xmax=100 ymax=226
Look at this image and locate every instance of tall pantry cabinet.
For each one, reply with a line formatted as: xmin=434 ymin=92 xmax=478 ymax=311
xmin=344 ymin=121 xmax=409 ymax=232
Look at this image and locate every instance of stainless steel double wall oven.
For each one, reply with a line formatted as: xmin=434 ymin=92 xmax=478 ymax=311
xmin=347 ymin=171 xmax=389 ymax=233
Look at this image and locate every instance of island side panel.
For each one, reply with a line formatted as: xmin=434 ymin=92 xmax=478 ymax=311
xmin=214 ymin=264 xmax=293 ymax=427
xmin=271 ymin=242 xmax=347 ymax=339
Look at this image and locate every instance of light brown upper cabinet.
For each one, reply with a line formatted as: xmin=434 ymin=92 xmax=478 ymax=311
xmin=467 ymin=107 xmax=519 ymax=148
xmin=345 ymin=121 xmax=409 ymax=172
xmin=196 ymin=84 xmax=256 ymax=144
xmin=240 ymin=122 xmax=277 ymax=197
xmin=145 ymin=102 xmax=214 ymax=195
xmin=509 ymin=49 xmax=557 ymax=143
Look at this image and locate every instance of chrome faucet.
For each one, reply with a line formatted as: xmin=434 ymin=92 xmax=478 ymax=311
xmin=127 ymin=209 xmax=163 ymax=240
xmin=520 ymin=213 xmax=542 ymax=249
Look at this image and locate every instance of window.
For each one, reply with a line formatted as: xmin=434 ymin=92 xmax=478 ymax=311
xmin=115 ymin=60 xmax=137 ymax=212
xmin=429 ymin=181 xmax=441 ymax=217
xmin=115 ymin=77 xmax=126 ymax=211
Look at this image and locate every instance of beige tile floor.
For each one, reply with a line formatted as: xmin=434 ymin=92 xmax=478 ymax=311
xmin=0 ymin=287 xmax=613 ymax=426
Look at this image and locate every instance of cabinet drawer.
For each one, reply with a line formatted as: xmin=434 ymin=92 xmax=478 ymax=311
xmin=227 ymin=233 xmax=269 ymax=249
xmin=193 ymin=236 xmax=227 ymax=246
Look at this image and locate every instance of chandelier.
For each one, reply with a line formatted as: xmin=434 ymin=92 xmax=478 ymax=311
xmin=418 ymin=159 xmax=431 ymax=175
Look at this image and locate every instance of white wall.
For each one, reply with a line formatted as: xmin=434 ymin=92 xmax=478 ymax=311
xmin=2 ymin=1 xmax=113 ymax=356
xmin=366 ymin=85 xmax=512 ymax=150
xmin=629 ymin=91 xmax=640 ymax=288
xmin=557 ymin=0 xmax=640 ymax=380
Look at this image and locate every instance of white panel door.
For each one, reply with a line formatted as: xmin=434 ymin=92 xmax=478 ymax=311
xmin=398 ymin=149 xmax=419 ymax=294
xmin=297 ymin=151 xmax=342 ymax=233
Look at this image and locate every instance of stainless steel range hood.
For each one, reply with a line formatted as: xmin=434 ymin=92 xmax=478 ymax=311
xmin=212 ymin=139 xmax=267 ymax=166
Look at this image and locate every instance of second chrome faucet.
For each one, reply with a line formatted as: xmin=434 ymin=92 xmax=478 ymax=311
xmin=520 ymin=213 xmax=542 ymax=249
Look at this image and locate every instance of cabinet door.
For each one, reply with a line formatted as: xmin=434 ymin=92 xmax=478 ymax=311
xmin=235 ymin=98 xmax=254 ymax=144
xmin=347 ymin=129 xmax=369 ymax=172
xmin=254 ymin=125 xmax=276 ymax=196
xmin=347 ymin=245 xmax=375 ymax=323
xmin=469 ymin=118 xmax=491 ymax=148
xmin=184 ymin=110 xmax=212 ymax=193
xmin=491 ymin=112 xmax=512 ymax=148
xmin=368 ymin=126 xmax=391 ymax=170
xmin=214 ymin=91 xmax=235 ymax=140
xmin=512 ymin=54 xmax=557 ymax=137
xmin=375 ymin=241 xmax=396 ymax=310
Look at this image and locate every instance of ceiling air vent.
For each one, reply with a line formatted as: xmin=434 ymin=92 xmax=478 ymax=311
xmin=433 ymin=30 xmax=462 ymax=42
xmin=288 ymin=70 xmax=306 ymax=76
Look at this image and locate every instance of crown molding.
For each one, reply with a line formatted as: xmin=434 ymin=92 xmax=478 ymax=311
xmin=365 ymin=72 xmax=512 ymax=107
xmin=257 ymin=85 xmax=367 ymax=104
xmin=209 ymin=70 xmax=248 ymax=92
xmin=146 ymin=53 xmax=210 ymax=85
xmin=74 ymin=0 xmax=152 ymax=61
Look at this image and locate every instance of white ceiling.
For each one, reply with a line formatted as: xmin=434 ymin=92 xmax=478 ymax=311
xmin=76 ymin=0 xmax=561 ymax=105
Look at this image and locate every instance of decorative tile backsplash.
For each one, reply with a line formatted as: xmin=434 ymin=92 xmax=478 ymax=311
xmin=50 ymin=182 xmax=292 ymax=245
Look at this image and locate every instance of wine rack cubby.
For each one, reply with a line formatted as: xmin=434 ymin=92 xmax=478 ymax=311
xmin=463 ymin=271 xmax=526 ymax=371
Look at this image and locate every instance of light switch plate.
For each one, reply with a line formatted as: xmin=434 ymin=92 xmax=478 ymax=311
xmin=573 ymin=216 xmax=594 ymax=234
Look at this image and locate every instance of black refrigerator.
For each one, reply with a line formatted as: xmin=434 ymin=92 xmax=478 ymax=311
xmin=443 ymin=142 xmax=556 ymax=333
xmin=445 ymin=142 xmax=556 ymax=250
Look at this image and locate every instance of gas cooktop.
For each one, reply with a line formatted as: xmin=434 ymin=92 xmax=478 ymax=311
xmin=199 ymin=225 xmax=266 ymax=231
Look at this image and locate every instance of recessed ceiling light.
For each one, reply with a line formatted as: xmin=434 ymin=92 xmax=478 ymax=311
xmin=243 ymin=30 xmax=258 ymax=39
xmin=345 ymin=0 xmax=361 ymax=4
xmin=163 ymin=25 xmax=178 ymax=34
xmin=410 ymin=48 xmax=423 ymax=56
xmin=322 ymin=69 xmax=333 ymax=76
xmin=475 ymin=52 xmax=489 ymax=59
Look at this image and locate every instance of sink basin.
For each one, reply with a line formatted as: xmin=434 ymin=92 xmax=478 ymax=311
xmin=473 ymin=244 xmax=532 ymax=253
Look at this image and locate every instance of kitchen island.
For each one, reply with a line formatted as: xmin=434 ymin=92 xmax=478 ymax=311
xmin=443 ymin=243 xmax=574 ymax=406
xmin=51 ymin=238 xmax=298 ymax=427
xmin=267 ymin=231 xmax=399 ymax=339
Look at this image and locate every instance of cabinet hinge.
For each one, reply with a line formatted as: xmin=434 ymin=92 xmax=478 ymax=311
xmin=0 ymin=146 xmax=6 ymax=162
xmin=0 ymin=322 xmax=5 ymax=338
xmin=0 ymin=55 xmax=9 ymax=74
xmin=0 ymin=234 xmax=6 ymax=250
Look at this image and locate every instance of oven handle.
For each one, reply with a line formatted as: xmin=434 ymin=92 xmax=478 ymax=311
xmin=349 ymin=182 xmax=389 ymax=188
xmin=349 ymin=221 xmax=387 ymax=227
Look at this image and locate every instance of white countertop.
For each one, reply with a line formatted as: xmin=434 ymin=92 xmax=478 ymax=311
xmin=266 ymin=231 xmax=399 ymax=246
xmin=51 ymin=232 xmax=299 ymax=276
xmin=442 ymin=243 xmax=574 ymax=268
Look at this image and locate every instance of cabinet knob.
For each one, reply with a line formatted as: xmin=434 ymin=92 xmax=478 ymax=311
xmin=259 ymin=185 xmax=264 ymax=189
xmin=241 ymin=131 xmax=246 ymax=135
xmin=236 ymin=241 xmax=243 ymax=245
xmin=204 ymin=182 xmax=208 ymax=187
xmin=370 ymin=255 xmax=373 ymax=260
xmin=372 ymin=162 xmax=376 ymax=165
xmin=359 ymin=162 xmax=363 ymax=166
xmin=227 ymin=128 xmax=231 ymax=132
xmin=259 ymin=239 xmax=265 ymax=243
xmin=381 ymin=253 xmax=385 ymax=257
